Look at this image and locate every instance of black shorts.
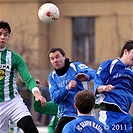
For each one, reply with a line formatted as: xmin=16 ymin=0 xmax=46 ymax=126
xmin=54 ymin=116 xmax=76 ymax=133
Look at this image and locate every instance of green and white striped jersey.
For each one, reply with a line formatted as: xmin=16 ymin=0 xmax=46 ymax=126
xmin=0 ymin=47 xmax=38 ymax=102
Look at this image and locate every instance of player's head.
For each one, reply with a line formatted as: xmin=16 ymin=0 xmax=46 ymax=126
xmin=0 ymin=21 xmax=11 ymax=34
xmin=47 ymin=47 xmax=66 ymax=70
xmin=74 ymin=90 xmax=95 ymax=114
xmin=120 ymin=40 xmax=133 ymax=57
xmin=0 ymin=21 xmax=11 ymax=48
xmin=120 ymin=40 xmax=133 ymax=66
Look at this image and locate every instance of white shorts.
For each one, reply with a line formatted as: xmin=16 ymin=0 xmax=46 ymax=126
xmin=0 ymin=95 xmax=31 ymax=133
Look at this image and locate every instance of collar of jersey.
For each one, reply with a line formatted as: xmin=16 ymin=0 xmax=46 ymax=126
xmin=0 ymin=47 xmax=6 ymax=52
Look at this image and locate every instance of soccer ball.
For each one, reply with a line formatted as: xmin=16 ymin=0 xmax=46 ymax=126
xmin=38 ymin=3 xmax=60 ymax=24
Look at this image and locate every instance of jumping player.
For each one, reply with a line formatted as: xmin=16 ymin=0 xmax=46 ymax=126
xmin=47 ymin=47 xmax=96 ymax=133
xmin=94 ymin=40 xmax=133 ymax=132
xmin=0 ymin=21 xmax=46 ymax=133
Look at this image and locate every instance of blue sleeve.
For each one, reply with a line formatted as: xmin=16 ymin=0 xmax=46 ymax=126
xmin=74 ymin=62 xmax=96 ymax=80
xmin=94 ymin=60 xmax=112 ymax=93
xmin=48 ymin=73 xmax=69 ymax=104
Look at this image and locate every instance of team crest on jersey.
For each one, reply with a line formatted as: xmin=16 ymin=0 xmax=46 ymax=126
xmin=78 ymin=64 xmax=88 ymax=69
xmin=0 ymin=70 xmax=5 ymax=80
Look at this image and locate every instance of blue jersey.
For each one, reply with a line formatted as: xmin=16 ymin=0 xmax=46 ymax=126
xmin=62 ymin=115 xmax=109 ymax=133
xmin=49 ymin=62 xmax=96 ymax=118
xmin=94 ymin=58 xmax=133 ymax=113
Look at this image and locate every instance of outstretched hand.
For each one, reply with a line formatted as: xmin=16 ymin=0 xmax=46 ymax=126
xmin=75 ymin=73 xmax=88 ymax=81
xmin=35 ymin=79 xmax=46 ymax=106
xmin=34 ymin=91 xmax=46 ymax=106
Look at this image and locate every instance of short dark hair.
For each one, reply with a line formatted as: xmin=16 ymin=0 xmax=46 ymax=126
xmin=120 ymin=40 xmax=133 ymax=57
xmin=47 ymin=47 xmax=66 ymax=59
xmin=74 ymin=90 xmax=95 ymax=114
xmin=0 ymin=21 xmax=11 ymax=34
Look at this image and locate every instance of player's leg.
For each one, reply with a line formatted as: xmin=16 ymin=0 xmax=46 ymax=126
xmin=17 ymin=115 xmax=39 ymax=133
xmin=54 ymin=116 xmax=75 ymax=133
xmin=9 ymin=96 xmax=38 ymax=133
xmin=48 ymin=115 xmax=58 ymax=133
xmin=0 ymin=99 xmax=16 ymax=133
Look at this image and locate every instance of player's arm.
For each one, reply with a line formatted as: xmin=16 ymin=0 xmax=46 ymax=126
xmin=34 ymin=100 xmax=58 ymax=116
xmin=94 ymin=60 xmax=113 ymax=94
xmin=75 ymin=73 xmax=88 ymax=81
xmin=15 ymin=54 xmax=46 ymax=106
xmin=34 ymin=79 xmax=58 ymax=115
xmin=75 ymin=62 xmax=96 ymax=81
xmin=96 ymin=84 xmax=114 ymax=93
xmin=15 ymin=54 xmax=39 ymax=91
xmin=49 ymin=73 xmax=69 ymax=104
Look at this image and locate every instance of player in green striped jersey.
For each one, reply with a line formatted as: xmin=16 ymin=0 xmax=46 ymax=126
xmin=0 ymin=21 xmax=46 ymax=133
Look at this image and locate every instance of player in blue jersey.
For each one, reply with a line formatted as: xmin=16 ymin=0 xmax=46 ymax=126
xmin=94 ymin=40 xmax=133 ymax=133
xmin=0 ymin=21 xmax=46 ymax=133
xmin=62 ymin=90 xmax=109 ymax=133
xmin=47 ymin=47 xmax=96 ymax=133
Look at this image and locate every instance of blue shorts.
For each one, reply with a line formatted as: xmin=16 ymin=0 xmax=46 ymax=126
xmin=98 ymin=110 xmax=132 ymax=133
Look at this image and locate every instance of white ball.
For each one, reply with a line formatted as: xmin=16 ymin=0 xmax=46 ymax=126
xmin=38 ymin=3 xmax=60 ymax=24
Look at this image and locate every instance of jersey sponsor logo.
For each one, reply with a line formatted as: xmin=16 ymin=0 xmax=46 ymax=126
xmin=0 ymin=70 xmax=5 ymax=80
xmin=0 ymin=64 xmax=10 ymax=69
xmin=113 ymin=73 xmax=132 ymax=80
xmin=57 ymin=79 xmax=70 ymax=88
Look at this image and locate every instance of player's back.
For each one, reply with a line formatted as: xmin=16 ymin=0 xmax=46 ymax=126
xmin=62 ymin=116 xmax=109 ymax=133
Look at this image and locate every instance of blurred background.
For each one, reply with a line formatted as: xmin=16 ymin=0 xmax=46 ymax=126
xmin=1 ymin=0 xmax=132 ymax=132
